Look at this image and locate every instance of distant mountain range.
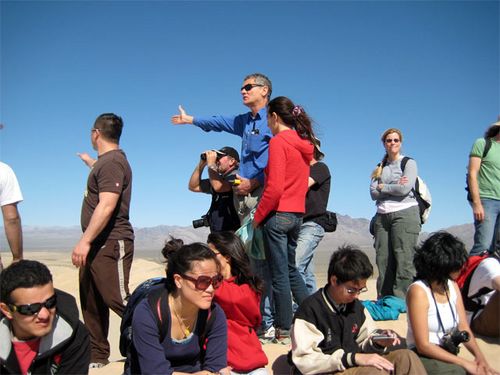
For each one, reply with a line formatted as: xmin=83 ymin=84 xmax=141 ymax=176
xmin=1 ymin=214 xmax=474 ymax=257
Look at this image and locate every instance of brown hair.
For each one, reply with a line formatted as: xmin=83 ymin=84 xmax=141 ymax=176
xmin=370 ymin=128 xmax=403 ymax=180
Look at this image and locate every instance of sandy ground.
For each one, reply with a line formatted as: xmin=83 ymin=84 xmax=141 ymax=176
xmin=4 ymin=251 xmax=499 ymax=374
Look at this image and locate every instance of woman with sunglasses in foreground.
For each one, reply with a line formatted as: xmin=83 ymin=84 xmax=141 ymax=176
xmin=131 ymin=242 xmax=229 ymax=375
xmin=207 ymin=232 xmax=268 ymax=375
xmin=253 ymin=96 xmax=316 ymax=344
xmin=406 ymin=232 xmax=498 ymax=375
xmin=370 ymin=128 xmax=421 ymax=299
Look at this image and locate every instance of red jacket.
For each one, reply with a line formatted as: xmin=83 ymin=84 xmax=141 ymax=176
xmin=214 ymin=277 xmax=268 ymax=371
xmin=254 ymin=129 xmax=313 ymax=225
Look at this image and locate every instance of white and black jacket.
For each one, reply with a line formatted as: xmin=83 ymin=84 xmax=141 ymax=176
xmin=291 ymin=287 xmax=385 ymax=374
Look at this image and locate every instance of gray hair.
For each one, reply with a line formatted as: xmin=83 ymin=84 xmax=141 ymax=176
xmin=244 ymin=73 xmax=272 ymax=100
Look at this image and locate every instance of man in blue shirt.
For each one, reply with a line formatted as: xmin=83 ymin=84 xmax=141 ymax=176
xmin=171 ymin=73 xmax=272 ymax=218
xmin=171 ymin=73 xmax=275 ymax=340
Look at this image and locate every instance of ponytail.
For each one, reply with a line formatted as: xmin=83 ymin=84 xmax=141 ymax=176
xmin=371 ymin=153 xmax=388 ymax=180
xmin=268 ymin=96 xmax=316 ymax=144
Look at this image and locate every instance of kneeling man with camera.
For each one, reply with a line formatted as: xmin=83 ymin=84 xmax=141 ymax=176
xmin=290 ymin=246 xmax=425 ymax=375
xmin=189 ymin=146 xmax=241 ymax=233
xmin=0 ymin=260 xmax=90 ymax=374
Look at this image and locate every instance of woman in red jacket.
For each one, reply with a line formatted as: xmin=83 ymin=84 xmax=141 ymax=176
xmin=207 ymin=231 xmax=268 ymax=375
xmin=253 ymin=96 xmax=316 ymax=344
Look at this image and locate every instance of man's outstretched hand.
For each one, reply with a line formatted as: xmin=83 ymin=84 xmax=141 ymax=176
xmin=171 ymin=105 xmax=194 ymax=125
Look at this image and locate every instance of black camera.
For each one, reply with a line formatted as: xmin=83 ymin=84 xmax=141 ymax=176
xmin=440 ymin=329 xmax=469 ymax=355
xmin=200 ymin=152 xmax=222 ymax=161
xmin=192 ymin=214 xmax=210 ymax=229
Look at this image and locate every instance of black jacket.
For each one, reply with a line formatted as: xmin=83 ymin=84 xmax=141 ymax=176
xmin=0 ymin=289 xmax=90 ymax=375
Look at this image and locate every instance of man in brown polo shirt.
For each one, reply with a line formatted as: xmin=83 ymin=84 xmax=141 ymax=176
xmin=72 ymin=113 xmax=134 ymax=368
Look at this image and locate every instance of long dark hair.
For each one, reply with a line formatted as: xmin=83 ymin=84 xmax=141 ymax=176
xmin=207 ymin=231 xmax=263 ymax=294
xmin=162 ymin=239 xmax=219 ymax=293
xmin=267 ymin=96 xmax=317 ymax=146
xmin=414 ymin=231 xmax=467 ymax=287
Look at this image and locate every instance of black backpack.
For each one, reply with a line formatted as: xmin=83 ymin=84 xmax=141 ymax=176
xmin=119 ymin=277 xmax=216 ymax=375
xmin=465 ymin=138 xmax=492 ymax=201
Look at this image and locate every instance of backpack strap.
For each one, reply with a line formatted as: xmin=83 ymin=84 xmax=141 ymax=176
xmin=198 ymin=304 xmax=217 ymax=361
xmin=482 ymin=138 xmax=492 ymax=159
xmin=400 ymin=156 xmax=411 ymax=172
xmin=147 ymin=286 xmax=169 ymax=343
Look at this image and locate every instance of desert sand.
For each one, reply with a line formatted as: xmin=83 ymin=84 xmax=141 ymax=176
xmin=3 ymin=251 xmax=499 ymax=374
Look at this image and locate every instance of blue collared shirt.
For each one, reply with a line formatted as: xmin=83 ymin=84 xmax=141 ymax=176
xmin=193 ymin=107 xmax=271 ymax=185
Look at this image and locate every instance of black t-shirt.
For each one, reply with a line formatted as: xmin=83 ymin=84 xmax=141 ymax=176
xmin=304 ymin=162 xmax=331 ymax=221
xmin=200 ymin=169 xmax=240 ymax=232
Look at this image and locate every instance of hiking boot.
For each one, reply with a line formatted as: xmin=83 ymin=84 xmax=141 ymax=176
xmin=257 ymin=326 xmax=276 ymax=344
xmin=274 ymin=328 xmax=291 ymax=345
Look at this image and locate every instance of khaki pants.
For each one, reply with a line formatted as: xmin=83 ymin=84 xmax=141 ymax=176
xmin=234 ymin=186 xmax=263 ymax=221
xmin=337 ymin=350 xmax=427 ymax=375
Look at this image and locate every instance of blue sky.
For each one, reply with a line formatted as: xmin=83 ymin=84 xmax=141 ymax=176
xmin=1 ymin=1 xmax=498 ymax=232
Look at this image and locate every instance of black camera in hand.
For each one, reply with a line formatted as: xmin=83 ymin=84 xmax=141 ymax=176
xmin=192 ymin=214 xmax=210 ymax=229
xmin=440 ymin=329 xmax=469 ymax=355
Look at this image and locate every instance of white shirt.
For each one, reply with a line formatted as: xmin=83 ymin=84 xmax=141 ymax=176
xmin=466 ymin=257 xmax=500 ymax=322
xmin=407 ymin=279 xmax=458 ymax=348
xmin=0 ymin=162 xmax=23 ymax=206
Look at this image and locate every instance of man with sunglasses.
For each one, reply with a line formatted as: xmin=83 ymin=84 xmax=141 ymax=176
xmin=290 ymin=246 xmax=425 ymax=375
xmin=0 ymin=260 xmax=90 ymax=374
xmin=171 ymin=73 xmax=273 ymax=218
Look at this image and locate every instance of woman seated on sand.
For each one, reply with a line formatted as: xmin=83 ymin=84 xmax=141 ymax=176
xmin=207 ymin=232 xmax=269 ymax=375
xmin=131 ymin=241 xmax=229 ymax=375
xmin=406 ymin=232 xmax=498 ymax=375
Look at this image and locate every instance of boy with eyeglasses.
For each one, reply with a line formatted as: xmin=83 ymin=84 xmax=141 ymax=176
xmin=290 ymin=246 xmax=425 ymax=375
xmin=0 ymin=260 xmax=90 ymax=374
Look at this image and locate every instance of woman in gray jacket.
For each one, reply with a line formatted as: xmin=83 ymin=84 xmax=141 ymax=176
xmin=370 ymin=128 xmax=421 ymax=299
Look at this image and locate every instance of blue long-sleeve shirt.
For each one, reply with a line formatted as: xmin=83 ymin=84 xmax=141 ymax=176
xmin=193 ymin=107 xmax=272 ymax=185
xmin=131 ymin=298 xmax=227 ymax=375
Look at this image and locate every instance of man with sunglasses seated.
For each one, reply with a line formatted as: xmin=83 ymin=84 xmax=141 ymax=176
xmin=290 ymin=246 xmax=425 ymax=375
xmin=0 ymin=260 xmax=90 ymax=375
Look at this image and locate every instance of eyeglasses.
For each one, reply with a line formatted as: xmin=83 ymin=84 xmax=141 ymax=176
xmin=344 ymin=286 xmax=368 ymax=295
xmin=241 ymin=84 xmax=264 ymax=92
xmin=385 ymin=138 xmax=400 ymax=144
xmin=180 ymin=274 xmax=223 ymax=291
xmin=9 ymin=295 xmax=57 ymax=316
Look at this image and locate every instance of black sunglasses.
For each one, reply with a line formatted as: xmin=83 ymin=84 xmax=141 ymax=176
xmin=9 ymin=294 xmax=57 ymax=316
xmin=180 ymin=274 xmax=223 ymax=291
xmin=385 ymin=138 xmax=400 ymax=144
xmin=241 ymin=83 xmax=264 ymax=92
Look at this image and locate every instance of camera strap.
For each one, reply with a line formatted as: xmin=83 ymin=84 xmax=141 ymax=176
xmin=428 ymin=282 xmax=457 ymax=336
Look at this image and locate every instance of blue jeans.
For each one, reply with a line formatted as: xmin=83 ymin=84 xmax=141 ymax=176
xmin=470 ymin=198 xmax=500 ymax=255
xmin=263 ymin=212 xmax=309 ymax=330
xmin=249 ymin=256 xmax=274 ymax=330
xmin=295 ymin=221 xmax=325 ymax=294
